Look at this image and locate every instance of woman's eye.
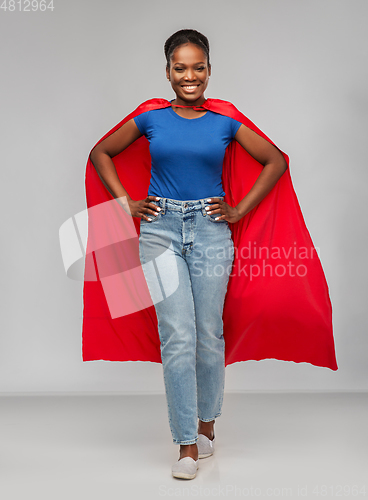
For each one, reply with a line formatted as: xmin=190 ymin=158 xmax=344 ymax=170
xmin=174 ymin=67 xmax=205 ymax=72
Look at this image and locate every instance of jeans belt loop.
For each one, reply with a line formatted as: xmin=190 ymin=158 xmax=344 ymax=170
xmin=200 ymin=198 xmax=206 ymax=217
xmin=161 ymin=197 xmax=166 ymax=214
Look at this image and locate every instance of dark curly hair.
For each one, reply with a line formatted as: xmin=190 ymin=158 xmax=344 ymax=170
xmin=164 ymin=29 xmax=210 ymax=70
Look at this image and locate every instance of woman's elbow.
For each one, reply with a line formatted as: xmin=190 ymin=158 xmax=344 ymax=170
xmin=273 ymin=152 xmax=288 ymax=175
xmin=279 ymin=157 xmax=288 ymax=174
xmin=265 ymin=156 xmax=288 ymax=177
xmin=89 ymin=145 xmax=98 ymax=165
xmin=89 ymin=144 xmax=106 ymax=166
xmin=266 ymin=147 xmax=288 ymax=175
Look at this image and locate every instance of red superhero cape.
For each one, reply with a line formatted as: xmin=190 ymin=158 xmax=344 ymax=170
xmin=82 ymin=98 xmax=338 ymax=371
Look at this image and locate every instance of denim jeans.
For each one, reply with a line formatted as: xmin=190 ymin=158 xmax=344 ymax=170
xmin=138 ymin=196 xmax=234 ymax=445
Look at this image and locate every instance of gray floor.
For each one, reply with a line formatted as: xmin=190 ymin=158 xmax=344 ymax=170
xmin=0 ymin=392 xmax=367 ymax=499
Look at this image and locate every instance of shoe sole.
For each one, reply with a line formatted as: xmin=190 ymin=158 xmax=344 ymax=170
xmin=172 ymin=458 xmax=199 ymax=479
xmin=172 ymin=470 xmax=197 ymax=479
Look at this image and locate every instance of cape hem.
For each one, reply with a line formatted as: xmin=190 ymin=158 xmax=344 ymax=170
xmin=81 ymin=355 xmax=338 ymax=371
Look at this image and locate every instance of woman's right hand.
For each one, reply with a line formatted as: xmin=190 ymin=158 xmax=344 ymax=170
xmin=128 ymin=196 xmax=162 ymax=221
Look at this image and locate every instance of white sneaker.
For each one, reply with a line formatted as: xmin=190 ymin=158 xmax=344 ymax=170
xmin=197 ymin=433 xmax=215 ymax=459
xmin=172 ymin=456 xmax=199 ymax=479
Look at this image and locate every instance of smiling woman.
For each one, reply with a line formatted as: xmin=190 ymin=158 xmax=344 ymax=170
xmin=84 ymin=28 xmax=338 ymax=481
xmin=166 ymin=41 xmax=211 ymax=116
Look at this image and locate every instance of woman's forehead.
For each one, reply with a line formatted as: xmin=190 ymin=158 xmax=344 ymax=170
xmin=171 ymin=44 xmax=207 ymax=63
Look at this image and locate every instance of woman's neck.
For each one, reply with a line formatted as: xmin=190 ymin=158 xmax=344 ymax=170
xmin=170 ymin=99 xmax=208 ymax=118
xmin=171 ymin=97 xmax=206 ymax=108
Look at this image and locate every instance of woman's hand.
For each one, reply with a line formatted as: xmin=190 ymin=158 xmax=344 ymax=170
xmin=128 ymin=196 xmax=162 ymax=221
xmin=206 ymin=198 xmax=243 ymax=223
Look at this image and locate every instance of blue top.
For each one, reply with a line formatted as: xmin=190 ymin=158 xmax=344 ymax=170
xmin=133 ymin=102 xmax=242 ymax=201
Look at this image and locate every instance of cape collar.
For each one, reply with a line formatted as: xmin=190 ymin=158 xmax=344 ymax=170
xmin=135 ymin=97 xmax=240 ymax=120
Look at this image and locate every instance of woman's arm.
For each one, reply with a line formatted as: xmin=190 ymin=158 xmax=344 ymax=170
xmin=208 ymin=123 xmax=288 ymax=223
xmin=90 ymin=118 xmax=142 ymax=200
xmin=233 ymin=123 xmax=288 ymax=218
xmin=89 ymin=119 xmax=161 ymax=220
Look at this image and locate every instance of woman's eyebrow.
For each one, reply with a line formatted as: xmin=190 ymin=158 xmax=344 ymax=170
xmin=173 ymin=61 xmax=206 ymax=66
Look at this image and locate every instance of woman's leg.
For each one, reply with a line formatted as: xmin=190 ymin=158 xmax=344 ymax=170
xmin=138 ymin=207 xmax=199 ymax=457
xmin=186 ymin=208 xmax=234 ymax=434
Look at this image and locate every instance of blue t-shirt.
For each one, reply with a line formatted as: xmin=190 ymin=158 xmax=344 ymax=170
xmin=133 ymin=103 xmax=242 ymax=201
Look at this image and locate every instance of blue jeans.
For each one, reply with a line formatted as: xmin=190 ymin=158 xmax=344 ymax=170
xmin=138 ymin=196 xmax=234 ymax=445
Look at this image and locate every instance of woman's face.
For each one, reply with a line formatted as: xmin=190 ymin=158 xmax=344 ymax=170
xmin=166 ymin=42 xmax=211 ymax=104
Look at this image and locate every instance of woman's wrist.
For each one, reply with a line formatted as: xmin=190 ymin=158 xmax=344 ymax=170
xmin=235 ymin=199 xmax=251 ymax=219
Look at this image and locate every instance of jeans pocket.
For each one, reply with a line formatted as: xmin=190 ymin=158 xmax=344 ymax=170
xmin=140 ymin=202 xmax=163 ymax=224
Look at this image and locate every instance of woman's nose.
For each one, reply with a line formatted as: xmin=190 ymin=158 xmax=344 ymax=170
xmin=184 ymin=69 xmax=196 ymax=80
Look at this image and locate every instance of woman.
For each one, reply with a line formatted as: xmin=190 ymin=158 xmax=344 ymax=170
xmin=86 ymin=29 xmax=336 ymax=479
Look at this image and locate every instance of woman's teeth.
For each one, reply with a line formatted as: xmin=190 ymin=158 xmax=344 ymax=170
xmin=182 ymin=85 xmax=199 ymax=92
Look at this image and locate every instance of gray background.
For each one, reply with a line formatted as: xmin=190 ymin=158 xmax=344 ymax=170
xmin=1 ymin=0 xmax=367 ymax=394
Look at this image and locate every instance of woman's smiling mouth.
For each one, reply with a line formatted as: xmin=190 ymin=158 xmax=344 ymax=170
xmin=181 ymin=84 xmax=200 ymax=92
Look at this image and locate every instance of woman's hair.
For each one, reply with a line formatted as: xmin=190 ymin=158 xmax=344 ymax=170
xmin=164 ymin=29 xmax=210 ymax=70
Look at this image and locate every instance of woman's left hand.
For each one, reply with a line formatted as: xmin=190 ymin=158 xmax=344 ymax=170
xmin=206 ymin=198 xmax=243 ymax=223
